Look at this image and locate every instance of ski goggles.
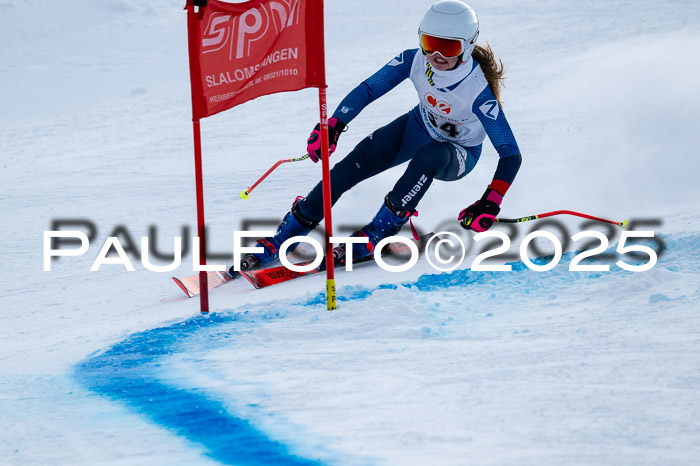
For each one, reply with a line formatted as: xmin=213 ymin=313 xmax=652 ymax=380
xmin=419 ymin=33 xmax=466 ymax=59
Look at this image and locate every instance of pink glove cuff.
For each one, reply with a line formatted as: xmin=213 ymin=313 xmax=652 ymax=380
xmin=485 ymin=189 xmax=503 ymax=205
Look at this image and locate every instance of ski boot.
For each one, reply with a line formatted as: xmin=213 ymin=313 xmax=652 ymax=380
xmin=229 ymin=198 xmax=319 ymax=277
xmin=336 ymin=193 xmax=417 ymax=263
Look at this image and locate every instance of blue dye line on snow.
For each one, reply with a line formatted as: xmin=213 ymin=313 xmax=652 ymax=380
xmin=301 ymin=252 xmax=571 ymax=306
xmin=299 ymin=238 xmax=677 ymax=306
xmin=75 ymin=233 xmax=691 ymax=464
xmin=74 ymin=312 xmax=322 ymax=466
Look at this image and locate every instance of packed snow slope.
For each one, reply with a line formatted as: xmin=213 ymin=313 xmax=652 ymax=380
xmin=1 ymin=0 xmax=700 ymax=465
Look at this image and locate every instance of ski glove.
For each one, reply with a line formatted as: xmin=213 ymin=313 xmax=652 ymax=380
xmin=307 ymin=117 xmax=346 ymax=163
xmin=459 ymin=188 xmax=503 ymax=232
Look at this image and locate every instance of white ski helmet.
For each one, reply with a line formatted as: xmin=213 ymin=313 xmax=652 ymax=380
xmin=418 ymin=0 xmax=479 ymax=59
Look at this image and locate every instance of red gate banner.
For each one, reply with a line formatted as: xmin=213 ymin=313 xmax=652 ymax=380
xmin=187 ymin=0 xmax=326 ymax=120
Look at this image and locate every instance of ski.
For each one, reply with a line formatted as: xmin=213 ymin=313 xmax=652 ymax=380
xmin=240 ymin=234 xmax=432 ymax=289
xmin=172 ymin=234 xmax=432 ymax=296
xmin=171 ymin=248 xmax=306 ymax=298
xmin=239 ymin=254 xmax=372 ymax=289
xmin=172 ymin=270 xmax=238 ymax=298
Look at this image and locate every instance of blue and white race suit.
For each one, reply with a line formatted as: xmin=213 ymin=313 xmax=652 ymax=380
xmin=297 ymin=48 xmax=521 ymax=219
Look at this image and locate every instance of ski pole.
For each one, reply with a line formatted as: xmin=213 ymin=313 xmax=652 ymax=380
xmin=240 ymin=154 xmax=309 ymax=199
xmin=496 ymin=210 xmax=628 ymax=228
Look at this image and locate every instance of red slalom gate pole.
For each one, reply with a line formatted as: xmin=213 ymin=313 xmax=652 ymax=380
xmin=192 ymin=120 xmax=209 ymax=314
xmin=318 ymin=87 xmax=336 ymax=310
xmin=186 ymin=1 xmax=208 ymax=314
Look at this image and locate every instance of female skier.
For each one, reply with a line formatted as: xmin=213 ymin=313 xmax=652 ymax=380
xmin=239 ymin=0 xmax=521 ymax=271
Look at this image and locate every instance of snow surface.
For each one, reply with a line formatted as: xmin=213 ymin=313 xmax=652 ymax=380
xmin=2 ymin=0 xmax=700 ymax=464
